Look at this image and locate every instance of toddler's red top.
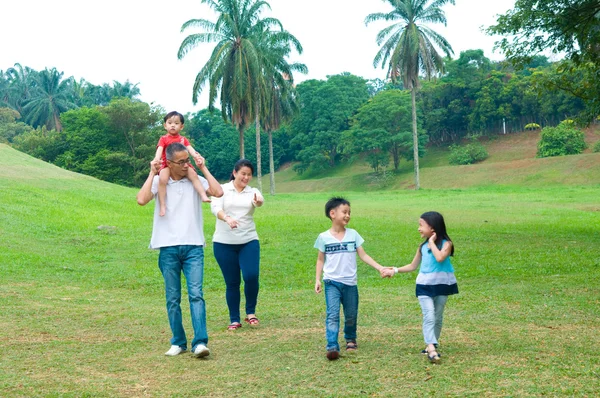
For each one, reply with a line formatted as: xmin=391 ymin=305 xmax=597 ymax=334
xmin=157 ymin=134 xmax=191 ymax=168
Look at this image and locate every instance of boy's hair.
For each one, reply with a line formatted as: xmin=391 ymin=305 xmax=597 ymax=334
xmin=420 ymin=211 xmax=455 ymax=256
xmin=164 ymin=111 xmax=184 ymax=124
xmin=165 ymin=142 xmax=188 ymax=161
xmin=229 ymin=159 xmax=254 ymax=181
xmin=325 ymin=197 xmax=350 ymax=219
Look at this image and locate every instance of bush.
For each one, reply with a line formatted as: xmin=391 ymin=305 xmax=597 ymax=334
xmin=524 ymin=123 xmax=541 ymax=130
xmin=536 ymin=122 xmax=587 ymax=158
xmin=593 ymin=140 xmax=600 ymax=153
xmin=448 ymin=142 xmax=489 ymax=165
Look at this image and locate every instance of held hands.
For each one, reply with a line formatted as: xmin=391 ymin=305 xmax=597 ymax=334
xmin=380 ymin=267 xmax=396 ymax=278
xmin=193 ymin=154 xmax=205 ymax=169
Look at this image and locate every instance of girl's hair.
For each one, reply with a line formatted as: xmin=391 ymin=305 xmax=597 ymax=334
xmin=420 ymin=211 xmax=454 ymax=256
xmin=229 ymin=159 xmax=254 ymax=181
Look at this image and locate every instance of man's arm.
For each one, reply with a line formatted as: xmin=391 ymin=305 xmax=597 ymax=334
xmin=136 ymin=162 xmax=159 ymax=206
xmin=196 ymin=155 xmax=223 ymax=198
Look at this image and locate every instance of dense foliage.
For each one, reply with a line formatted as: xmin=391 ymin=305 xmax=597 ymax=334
xmin=448 ymin=140 xmax=489 ymax=165
xmin=536 ymin=121 xmax=587 ymax=158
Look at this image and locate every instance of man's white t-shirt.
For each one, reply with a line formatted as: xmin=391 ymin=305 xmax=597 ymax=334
xmin=314 ymin=228 xmax=364 ymax=286
xmin=149 ymin=176 xmax=209 ymax=249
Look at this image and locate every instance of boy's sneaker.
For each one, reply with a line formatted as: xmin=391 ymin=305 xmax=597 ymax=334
xmin=193 ymin=344 xmax=210 ymax=358
xmin=326 ymin=349 xmax=339 ymax=360
xmin=165 ymin=345 xmax=186 ymax=356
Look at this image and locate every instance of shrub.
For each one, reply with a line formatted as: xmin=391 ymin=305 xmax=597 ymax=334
xmin=593 ymin=140 xmax=600 ymax=153
xmin=524 ymin=123 xmax=541 ymax=130
xmin=536 ymin=123 xmax=587 ymax=158
xmin=449 ymin=142 xmax=489 ymax=165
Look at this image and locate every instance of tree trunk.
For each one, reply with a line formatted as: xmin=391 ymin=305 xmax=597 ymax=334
xmin=255 ymin=112 xmax=263 ymax=192
xmin=238 ymin=125 xmax=245 ymax=159
xmin=268 ymin=130 xmax=275 ymax=195
xmin=411 ymin=88 xmax=420 ymax=190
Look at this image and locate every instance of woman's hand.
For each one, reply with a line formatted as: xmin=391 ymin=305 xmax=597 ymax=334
xmin=252 ymin=192 xmax=264 ymax=207
xmin=224 ymin=215 xmax=239 ymax=229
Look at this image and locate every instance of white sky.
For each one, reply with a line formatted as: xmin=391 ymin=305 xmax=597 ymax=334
xmin=1 ymin=0 xmax=515 ymax=114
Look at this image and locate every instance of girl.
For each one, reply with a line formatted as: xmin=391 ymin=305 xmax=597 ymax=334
xmin=393 ymin=211 xmax=458 ymax=364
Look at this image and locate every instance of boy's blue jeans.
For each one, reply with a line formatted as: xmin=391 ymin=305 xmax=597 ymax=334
xmin=158 ymin=245 xmax=208 ymax=352
xmin=324 ymin=279 xmax=359 ymax=351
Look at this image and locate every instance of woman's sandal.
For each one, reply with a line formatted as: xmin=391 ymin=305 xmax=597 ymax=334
xmin=227 ymin=322 xmax=242 ymax=330
xmin=421 ymin=344 xmax=441 ymax=357
xmin=244 ymin=316 xmax=259 ymax=326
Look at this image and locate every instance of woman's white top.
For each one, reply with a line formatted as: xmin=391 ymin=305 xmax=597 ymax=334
xmin=211 ymin=181 xmax=263 ymax=245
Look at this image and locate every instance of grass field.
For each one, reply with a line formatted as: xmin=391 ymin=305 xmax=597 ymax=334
xmin=1 ymin=143 xmax=599 ymax=397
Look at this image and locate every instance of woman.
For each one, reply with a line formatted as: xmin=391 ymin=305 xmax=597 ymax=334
xmin=211 ymin=159 xmax=264 ymax=330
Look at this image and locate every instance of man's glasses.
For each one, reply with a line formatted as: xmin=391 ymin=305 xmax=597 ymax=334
xmin=168 ymin=159 xmax=189 ymax=167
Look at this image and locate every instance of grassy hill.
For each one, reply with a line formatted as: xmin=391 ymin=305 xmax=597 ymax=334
xmin=265 ymin=127 xmax=600 ymax=192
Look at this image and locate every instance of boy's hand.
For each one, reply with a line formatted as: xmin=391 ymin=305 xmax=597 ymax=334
xmin=315 ymin=280 xmax=322 ymax=294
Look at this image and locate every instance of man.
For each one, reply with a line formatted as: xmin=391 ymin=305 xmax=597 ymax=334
xmin=137 ymin=142 xmax=223 ymax=357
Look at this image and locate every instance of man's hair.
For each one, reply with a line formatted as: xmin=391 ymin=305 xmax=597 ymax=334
xmin=164 ymin=111 xmax=184 ymax=124
xmin=325 ymin=197 xmax=350 ymax=219
xmin=165 ymin=142 xmax=188 ymax=160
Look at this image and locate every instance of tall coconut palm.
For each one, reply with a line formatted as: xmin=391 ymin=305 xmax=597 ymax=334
xmin=178 ymin=0 xmax=282 ymax=159
xmin=5 ymin=63 xmax=34 ymax=114
xmin=21 ymin=68 xmax=76 ymax=131
xmin=366 ymin=0 xmax=454 ymax=189
xmin=253 ymin=28 xmax=306 ymax=192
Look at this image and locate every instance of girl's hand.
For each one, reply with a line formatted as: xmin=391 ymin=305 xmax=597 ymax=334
xmin=428 ymin=232 xmax=437 ymax=245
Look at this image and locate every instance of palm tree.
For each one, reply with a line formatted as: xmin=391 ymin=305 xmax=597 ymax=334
xmin=366 ymin=0 xmax=454 ymax=189
xmin=5 ymin=63 xmax=34 ymax=114
xmin=253 ymin=28 xmax=306 ymax=192
xmin=21 ymin=68 xmax=76 ymax=131
xmin=178 ymin=0 xmax=281 ymax=159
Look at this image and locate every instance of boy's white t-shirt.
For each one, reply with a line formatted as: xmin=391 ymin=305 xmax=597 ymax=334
xmin=314 ymin=228 xmax=364 ymax=286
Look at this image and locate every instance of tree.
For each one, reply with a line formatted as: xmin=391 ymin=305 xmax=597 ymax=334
xmin=366 ymin=0 xmax=455 ymax=189
xmin=346 ymin=90 xmax=415 ymax=171
xmin=178 ymin=0 xmax=284 ymax=159
xmin=290 ymin=74 xmax=370 ymax=173
xmin=21 ymin=68 xmax=76 ymax=131
xmin=487 ymin=0 xmax=600 ymax=121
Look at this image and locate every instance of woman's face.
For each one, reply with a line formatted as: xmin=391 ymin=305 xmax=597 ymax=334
xmin=233 ymin=166 xmax=253 ymax=188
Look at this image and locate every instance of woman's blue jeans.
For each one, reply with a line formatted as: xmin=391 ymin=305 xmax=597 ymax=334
xmin=213 ymin=240 xmax=260 ymax=323
xmin=417 ymin=295 xmax=448 ymax=345
xmin=158 ymin=245 xmax=208 ymax=351
xmin=324 ymin=280 xmax=359 ymax=351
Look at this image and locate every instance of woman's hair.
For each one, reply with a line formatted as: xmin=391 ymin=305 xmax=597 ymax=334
xmin=420 ymin=211 xmax=454 ymax=256
xmin=230 ymin=159 xmax=254 ymax=181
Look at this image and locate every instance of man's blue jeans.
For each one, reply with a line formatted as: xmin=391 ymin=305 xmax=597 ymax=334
xmin=158 ymin=245 xmax=208 ymax=351
xmin=324 ymin=280 xmax=359 ymax=351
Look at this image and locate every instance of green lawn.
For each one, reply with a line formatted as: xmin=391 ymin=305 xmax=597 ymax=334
xmin=1 ymin=144 xmax=599 ymax=397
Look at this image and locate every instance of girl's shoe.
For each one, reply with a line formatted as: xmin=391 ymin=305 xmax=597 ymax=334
xmin=227 ymin=322 xmax=242 ymax=330
xmin=426 ymin=347 xmax=441 ymax=364
xmin=244 ymin=316 xmax=259 ymax=326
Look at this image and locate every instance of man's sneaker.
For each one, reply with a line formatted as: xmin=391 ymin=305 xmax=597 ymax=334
xmin=193 ymin=344 xmax=210 ymax=358
xmin=165 ymin=345 xmax=186 ymax=356
xmin=326 ymin=349 xmax=339 ymax=360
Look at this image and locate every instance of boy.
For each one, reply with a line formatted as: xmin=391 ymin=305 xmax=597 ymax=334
xmin=314 ymin=197 xmax=390 ymax=360
xmin=153 ymin=111 xmax=210 ymax=217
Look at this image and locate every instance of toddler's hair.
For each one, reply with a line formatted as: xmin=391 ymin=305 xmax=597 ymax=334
xmin=164 ymin=111 xmax=185 ymax=124
xmin=325 ymin=197 xmax=350 ymax=219
xmin=420 ymin=211 xmax=454 ymax=256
